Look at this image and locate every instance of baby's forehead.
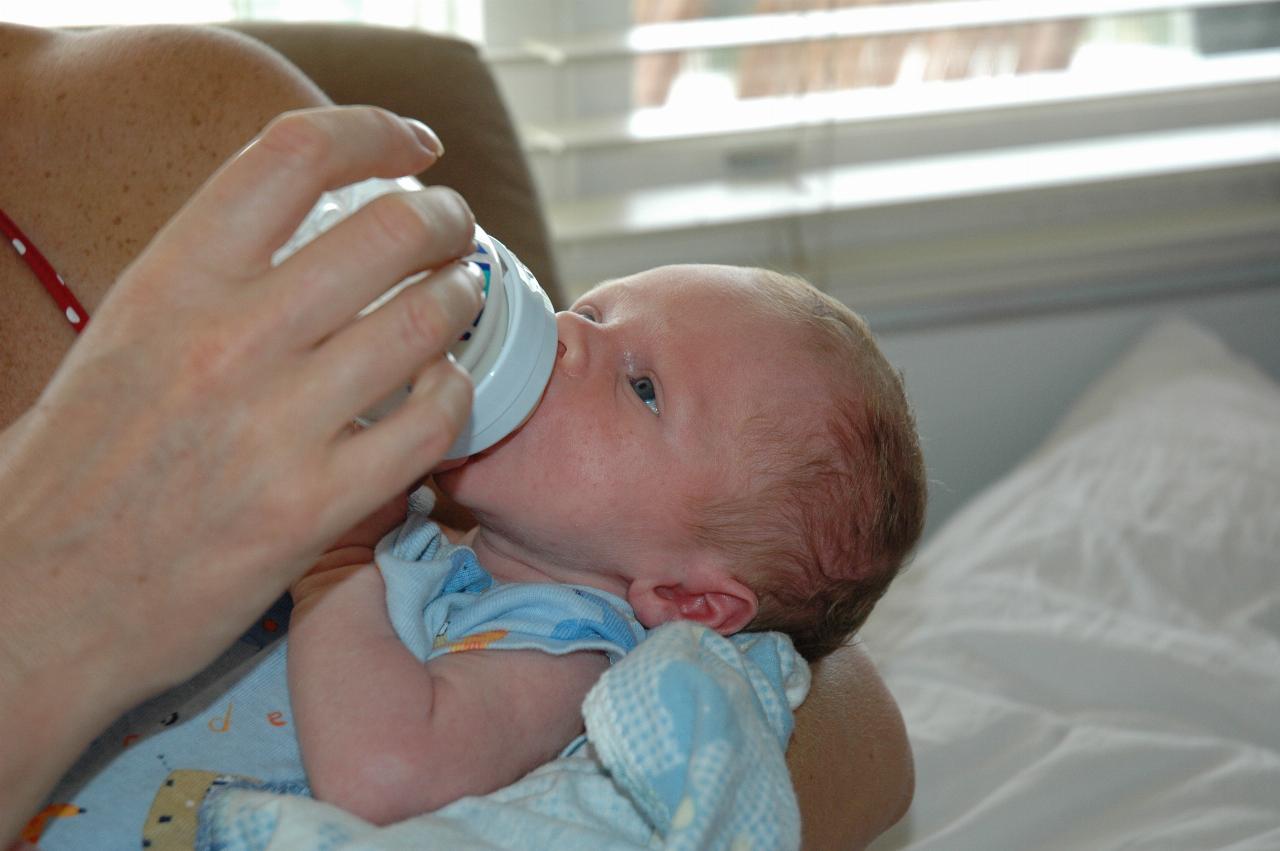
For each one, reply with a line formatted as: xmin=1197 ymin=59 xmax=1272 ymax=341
xmin=583 ymin=265 xmax=786 ymax=312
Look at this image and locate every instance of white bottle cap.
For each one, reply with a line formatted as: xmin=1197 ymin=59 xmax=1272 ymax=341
xmin=275 ymin=177 xmax=558 ymax=460
xmin=445 ymin=229 xmax=557 ymax=458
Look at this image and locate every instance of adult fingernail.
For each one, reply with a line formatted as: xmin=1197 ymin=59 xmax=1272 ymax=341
xmin=404 ymin=118 xmax=445 ymax=158
xmin=435 ymin=263 xmax=484 ymax=327
xmin=462 ymin=261 xmax=485 ymax=298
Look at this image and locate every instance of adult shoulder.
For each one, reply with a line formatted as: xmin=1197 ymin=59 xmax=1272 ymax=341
xmin=0 ymin=23 xmax=329 ymax=427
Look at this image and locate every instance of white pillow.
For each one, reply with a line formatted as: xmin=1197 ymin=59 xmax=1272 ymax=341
xmin=863 ymin=317 xmax=1280 ymax=851
xmin=1039 ymin=316 xmax=1280 ymax=452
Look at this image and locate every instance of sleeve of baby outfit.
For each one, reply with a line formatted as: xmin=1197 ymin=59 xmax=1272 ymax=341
xmin=374 ymin=493 xmax=647 ymax=666
xmin=425 ymin=582 xmax=648 ymax=665
xmin=375 ymin=497 xmax=494 ymax=663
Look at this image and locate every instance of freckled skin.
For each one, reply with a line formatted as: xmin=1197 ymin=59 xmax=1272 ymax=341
xmin=436 ymin=264 xmax=825 ymax=589
xmin=0 ymin=23 xmax=328 ymax=430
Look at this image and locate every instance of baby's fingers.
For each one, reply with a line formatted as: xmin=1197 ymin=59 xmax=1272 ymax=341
xmin=324 ymin=490 xmax=410 ymax=553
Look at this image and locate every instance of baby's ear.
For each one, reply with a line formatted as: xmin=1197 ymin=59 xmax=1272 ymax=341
xmin=627 ymin=570 xmax=758 ymax=636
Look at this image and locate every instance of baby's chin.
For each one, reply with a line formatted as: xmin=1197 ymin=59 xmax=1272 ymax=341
xmin=433 ymin=418 xmax=525 ymax=495
xmin=435 ymin=379 xmax=552 ymax=495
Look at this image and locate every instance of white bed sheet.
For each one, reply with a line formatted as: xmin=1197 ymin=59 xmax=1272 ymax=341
xmin=863 ymin=317 xmax=1280 ymax=850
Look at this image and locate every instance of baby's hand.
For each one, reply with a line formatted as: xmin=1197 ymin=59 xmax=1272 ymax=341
xmin=323 ymin=487 xmax=408 ymax=552
xmin=289 ymin=491 xmax=407 ymax=602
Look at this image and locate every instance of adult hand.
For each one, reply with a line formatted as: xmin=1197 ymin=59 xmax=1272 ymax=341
xmin=0 ymin=106 xmax=481 ymax=838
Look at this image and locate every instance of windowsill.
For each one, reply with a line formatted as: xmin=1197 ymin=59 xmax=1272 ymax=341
xmin=520 ymin=50 xmax=1279 ymax=153
xmin=484 ymin=0 xmax=1262 ymax=63
xmin=547 ymin=121 xmax=1280 ymax=242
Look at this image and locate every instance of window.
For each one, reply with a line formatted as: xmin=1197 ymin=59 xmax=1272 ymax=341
xmin=16 ymin=0 xmax=1280 ymax=323
xmin=484 ymin=0 xmax=1280 ymax=325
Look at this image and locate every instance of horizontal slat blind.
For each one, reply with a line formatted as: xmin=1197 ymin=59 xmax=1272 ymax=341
xmin=551 ymin=121 xmax=1280 ymax=240
xmin=522 ymin=50 xmax=1280 ymax=151
xmin=488 ymin=0 xmax=1265 ymax=61
xmin=482 ymin=0 xmax=1280 ymax=315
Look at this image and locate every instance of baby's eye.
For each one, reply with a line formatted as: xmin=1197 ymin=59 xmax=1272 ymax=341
xmin=575 ymin=305 xmax=600 ymax=322
xmin=630 ymin=376 xmax=660 ymax=416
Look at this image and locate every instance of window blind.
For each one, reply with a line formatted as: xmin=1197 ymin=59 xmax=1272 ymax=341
xmin=482 ymin=0 xmax=1280 ymax=324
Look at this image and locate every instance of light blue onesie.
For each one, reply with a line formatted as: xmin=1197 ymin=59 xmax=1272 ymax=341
xmin=34 ymin=497 xmax=646 ymax=850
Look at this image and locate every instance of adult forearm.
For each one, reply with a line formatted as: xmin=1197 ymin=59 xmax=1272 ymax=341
xmin=0 ymin=659 xmax=115 ymax=843
xmin=0 ymin=439 xmax=159 ymax=842
xmin=0 ymin=559 xmax=142 ymax=843
xmin=786 ymin=643 xmax=914 ymax=850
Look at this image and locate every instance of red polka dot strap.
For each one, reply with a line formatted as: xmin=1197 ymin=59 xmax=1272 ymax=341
xmin=0 ymin=206 xmax=90 ymax=334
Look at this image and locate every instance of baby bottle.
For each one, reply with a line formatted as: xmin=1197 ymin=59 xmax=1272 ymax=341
xmin=273 ymin=176 xmax=558 ymax=459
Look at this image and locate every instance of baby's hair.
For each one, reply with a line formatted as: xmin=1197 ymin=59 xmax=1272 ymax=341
xmin=684 ymin=270 xmax=926 ymax=661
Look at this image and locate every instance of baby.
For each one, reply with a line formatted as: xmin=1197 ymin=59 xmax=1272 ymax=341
xmin=288 ymin=263 xmax=926 ymax=823
xmin=32 ymin=263 xmax=924 ymax=847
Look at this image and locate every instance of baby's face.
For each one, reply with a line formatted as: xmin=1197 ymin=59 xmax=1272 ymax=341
xmin=436 ymin=264 xmax=826 ymax=575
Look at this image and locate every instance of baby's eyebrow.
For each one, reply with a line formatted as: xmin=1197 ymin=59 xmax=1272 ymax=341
xmin=651 ymin=338 xmax=706 ymax=441
xmin=582 ymin=277 xmax=625 ymax=300
xmin=572 ymin=283 xmax=618 ymax=312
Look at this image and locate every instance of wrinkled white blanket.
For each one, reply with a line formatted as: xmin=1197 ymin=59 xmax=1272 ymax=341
xmin=865 ymin=318 xmax=1280 ymax=850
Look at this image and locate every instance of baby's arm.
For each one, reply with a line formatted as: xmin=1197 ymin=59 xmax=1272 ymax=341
xmin=288 ymin=557 xmax=607 ymax=825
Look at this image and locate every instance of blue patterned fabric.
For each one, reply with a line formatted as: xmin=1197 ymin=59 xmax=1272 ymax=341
xmin=379 ymin=508 xmax=645 ymax=665
xmin=34 ymin=497 xmax=646 ymax=850
xmin=199 ymin=622 xmax=811 ymax=851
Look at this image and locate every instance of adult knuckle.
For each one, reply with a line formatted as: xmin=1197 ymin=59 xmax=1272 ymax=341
xmin=414 ymin=427 xmax=453 ymax=464
xmin=443 ymin=358 xmax=474 ymax=398
xmin=367 ymin=105 xmax=409 ymax=143
xmin=413 ymin=406 xmax=464 ymax=459
xmin=398 ymin=289 xmax=451 ymax=348
xmin=418 ymin=187 xmax=475 ymax=255
xmin=366 ymin=195 xmax=429 ymax=255
xmin=415 ymin=363 xmax=472 ymax=441
xmin=258 ymin=111 xmax=332 ymax=172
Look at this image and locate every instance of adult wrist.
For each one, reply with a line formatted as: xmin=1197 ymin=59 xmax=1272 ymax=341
xmin=0 ymin=415 xmax=172 ymax=707
xmin=0 ymin=577 xmax=139 ymax=843
xmin=0 ymin=427 xmax=155 ymax=839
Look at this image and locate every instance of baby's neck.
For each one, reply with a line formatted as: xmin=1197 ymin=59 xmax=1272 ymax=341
xmin=465 ymin=526 xmax=631 ymax=601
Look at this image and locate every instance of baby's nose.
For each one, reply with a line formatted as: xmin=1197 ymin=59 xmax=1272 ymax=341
xmin=553 ymin=311 xmax=589 ymax=377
